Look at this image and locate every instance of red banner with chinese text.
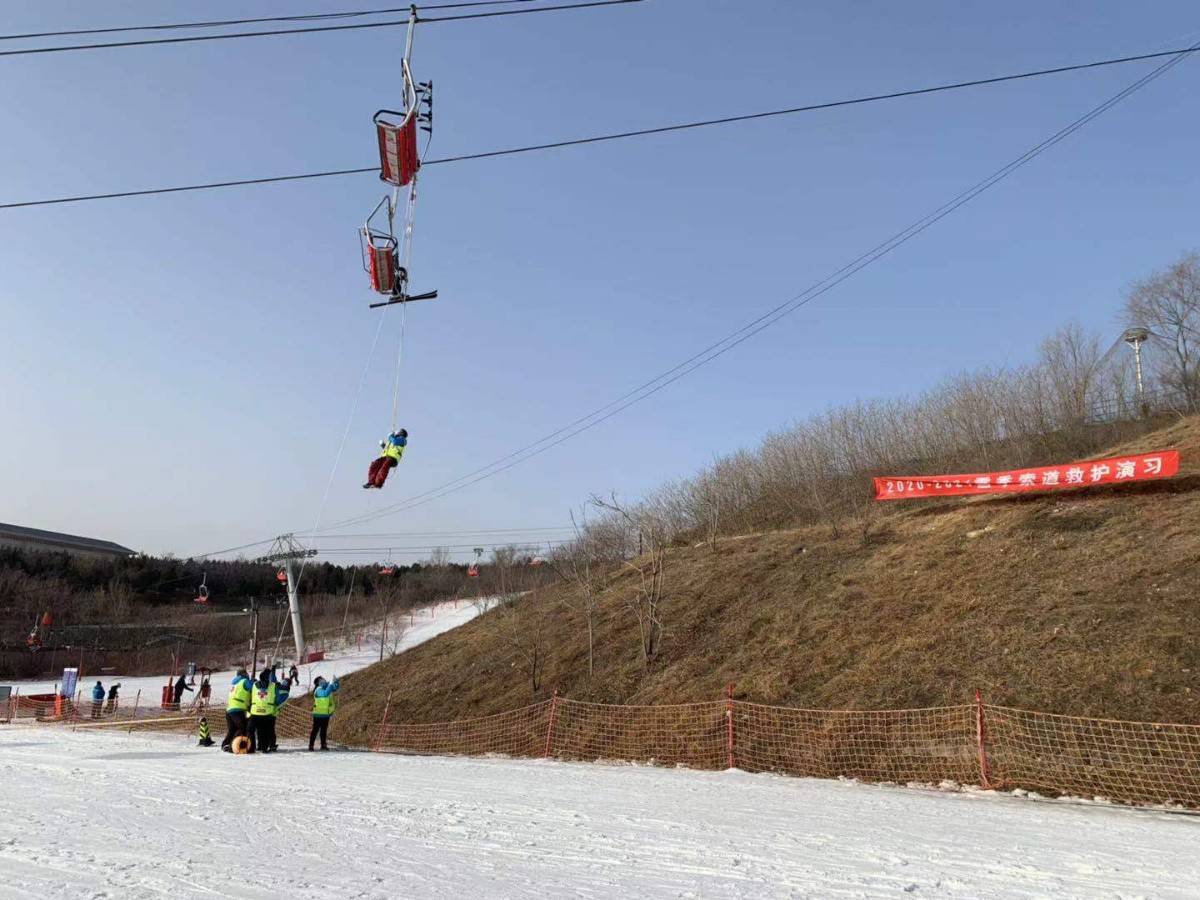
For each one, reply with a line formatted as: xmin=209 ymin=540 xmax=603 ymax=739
xmin=873 ymin=450 xmax=1179 ymax=501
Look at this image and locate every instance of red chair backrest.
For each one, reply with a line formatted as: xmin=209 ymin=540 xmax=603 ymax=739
xmin=377 ymin=115 xmax=420 ymax=187
xmin=368 ymin=244 xmax=397 ymax=294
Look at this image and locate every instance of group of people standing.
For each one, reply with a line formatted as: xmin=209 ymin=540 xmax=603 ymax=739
xmin=221 ymin=666 xmax=340 ymax=754
xmin=89 ymin=681 xmax=120 ymax=718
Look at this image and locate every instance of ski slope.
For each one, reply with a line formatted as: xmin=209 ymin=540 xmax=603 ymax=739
xmin=0 ymin=727 xmax=1196 ymax=899
xmin=9 ymin=598 xmax=487 ymax=702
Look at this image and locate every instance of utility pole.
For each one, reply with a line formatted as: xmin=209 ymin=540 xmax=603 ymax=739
xmin=249 ymin=597 xmax=260 ymax=677
xmin=340 ymin=569 xmax=357 ymax=642
xmin=379 ymin=598 xmax=388 ymax=663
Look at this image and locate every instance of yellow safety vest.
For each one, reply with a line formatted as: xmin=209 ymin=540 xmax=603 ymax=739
xmin=383 ymin=443 xmax=405 ymax=463
xmin=249 ymin=682 xmax=278 ymax=717
xmin=226 ymin=679 xmax=252 ymax=712
xmin=313 ymin=692 xmax=336 ymax=717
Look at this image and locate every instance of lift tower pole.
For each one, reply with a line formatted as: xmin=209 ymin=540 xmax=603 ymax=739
xmin=1122 ymin=327 xmax=1151 ymax=417
xmin=258 ymin=535 xmax=318 ymax=665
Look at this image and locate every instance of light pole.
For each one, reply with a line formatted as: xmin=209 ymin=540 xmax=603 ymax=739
xmin=1123 ymin=327 xmax=1150 ymax=417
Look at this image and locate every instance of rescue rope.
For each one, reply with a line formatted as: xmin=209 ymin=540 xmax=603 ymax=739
xmin=389 ymin=176 xmax=418 ymax=432
xmin=390 ymin=299 xmax=407 ymax=432
xmin=283 ymin=304 xmax=390 ymax=647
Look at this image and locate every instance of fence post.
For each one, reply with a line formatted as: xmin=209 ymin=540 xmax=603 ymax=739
xmin=373 ymin=689 xmax=394 ymax=753
xmin=128 ymin=690 xmax=141 ymax=733
xmin=974 ymin=689 xmax=992 ymax=789
xmin=725 ymin=683 xmax=736 ymax=770
xmin=543 ymin=688 xmax=560 ymax=759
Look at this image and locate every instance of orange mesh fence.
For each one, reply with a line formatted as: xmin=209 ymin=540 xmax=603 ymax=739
xmin=733 ymin=702 xmax=979 ymax=785
xmin=373 ymin=701 xmax=552 ymax=758
xmin=550 ymin=699 xmax=727 ymax=768
xmin=985 ymin=705 xmax=1200 ymax=806
xmin=12 ymin=684 xmax=1200 ymax=808
xmin=9 ymin=696 xmax=76 ymax=721
xmin=276 ymin=704 xmax=318 ymax=745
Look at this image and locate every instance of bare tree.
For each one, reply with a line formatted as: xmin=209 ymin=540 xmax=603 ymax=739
xmin=590 ymin=493 xmax=668 ymax=665
xmin=488 ymin=546 xmax=552 ymax=694
xmin=548 ymin=508 xmax=612 ymax=679
xmin=374 ymin=580 xmax=409 ymax=660
xmin=1124 ymin=252 xmax=1200 ymax=411
xmin=1037 ymin=322 xmax=1105 ymax=426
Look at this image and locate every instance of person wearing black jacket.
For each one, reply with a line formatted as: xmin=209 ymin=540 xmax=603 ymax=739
xmin=173 ymin=674 xmax=193 ymax=710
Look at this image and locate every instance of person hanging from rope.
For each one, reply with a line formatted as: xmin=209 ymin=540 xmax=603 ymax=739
xmin=363 ymin=428 xmax=408 ymax=489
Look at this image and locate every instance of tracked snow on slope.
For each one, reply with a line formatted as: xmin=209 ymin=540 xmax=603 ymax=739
xmin=0 ymin=726 xmax=1197 ymax=898
xmin=9 ymin=598 xmax=489 ymax=701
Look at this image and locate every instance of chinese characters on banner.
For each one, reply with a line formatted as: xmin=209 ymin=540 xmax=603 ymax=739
xmin=873 ymin=450 xmax=1179 ymax=501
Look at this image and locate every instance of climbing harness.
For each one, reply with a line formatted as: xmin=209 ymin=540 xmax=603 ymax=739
xmin=195 ymin=572 xmax=210 ymax=604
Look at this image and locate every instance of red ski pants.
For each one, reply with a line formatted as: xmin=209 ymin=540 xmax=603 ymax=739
xmin=368 ymin=456 xmax=397 ymax=488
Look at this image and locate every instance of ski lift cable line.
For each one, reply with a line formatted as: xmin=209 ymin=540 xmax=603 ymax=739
xmin=0 ymin=1 xmax=545 ymax=42
xmin=312 ymin=540 xmax=571 ymax=552
xmin=311 ymin=40 xmax=1199 ymax=534
xmin=190 ymin=537 xmax=279 ymax=560
xmin=0 ymin=0 xmax=644 ymax=58
xmin=2 ymin=45 xmax=1198 ymax=211
xmin=301 ymin=527 xmax=576 ymax=538
xmin=292 ymin=305 xmax=393 ymax=592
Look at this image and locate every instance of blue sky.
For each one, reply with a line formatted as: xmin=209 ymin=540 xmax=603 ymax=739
xmin=1 ymin=0 xmax=1198 ymax=561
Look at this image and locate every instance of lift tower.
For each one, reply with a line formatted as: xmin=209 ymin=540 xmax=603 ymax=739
xmin=258 ymin=535 xmax=318 ymax=664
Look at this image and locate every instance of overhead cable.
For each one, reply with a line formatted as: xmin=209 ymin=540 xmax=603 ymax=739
xmin=0 ymin=2 xmax=541 ymax=41
xmin=0 ymin=0 xmax=643 ymax=58
xmin=312 ymin=41 xmax=1200 ymax=533
xmin=3 ymin=45 xmax=1196 ymax=211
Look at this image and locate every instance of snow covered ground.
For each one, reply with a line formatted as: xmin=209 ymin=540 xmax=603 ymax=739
xmin=0 ymin=727 xmax=1197 ymax=899
xmin=8 ymin=598 xmax=488 ymax=702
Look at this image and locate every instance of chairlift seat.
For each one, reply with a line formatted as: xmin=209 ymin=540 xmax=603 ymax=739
xmin=366 ymin=239 xmax=399 ymax=295
xmin=375 ymin=110 xmax=421 ymax=187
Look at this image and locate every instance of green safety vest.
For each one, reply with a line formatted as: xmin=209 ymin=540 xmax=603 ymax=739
xmin=226 ymin=679 xmax=251 ymax=712
xmin=249 ymin=682 xmax=278 ymax=717
xmin=312 ymin=691 xmax=337 ymax=717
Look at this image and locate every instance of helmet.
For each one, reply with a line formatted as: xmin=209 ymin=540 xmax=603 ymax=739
xmin=397 ymin=428 xmax=408 ymax=438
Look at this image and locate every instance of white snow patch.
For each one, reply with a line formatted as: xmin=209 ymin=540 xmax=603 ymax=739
xmin=0 ymin=726 xmax=1197 ymax=898
xmin=7 ymin=598 xmax=487 ymax=702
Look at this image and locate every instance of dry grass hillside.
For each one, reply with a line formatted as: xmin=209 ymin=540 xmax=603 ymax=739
xmin=332 ymin=417 xmax=1200 ymax=745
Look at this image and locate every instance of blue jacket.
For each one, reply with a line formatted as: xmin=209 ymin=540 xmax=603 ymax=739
xmin=312 ymin=679 xmax=340 ymax=717
xmin=91 ymin=684 xmax=105 ymax=701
